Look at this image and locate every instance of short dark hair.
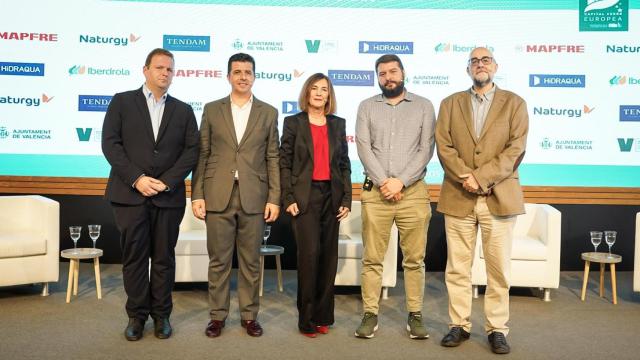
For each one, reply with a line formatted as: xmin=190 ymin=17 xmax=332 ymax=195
xmin=227 ymin=53 xmax=255 ymax=74
xmin=374 ymin=54 xmax=404 ymax=74
xmin=144 ymin=48 xmax=174 ymax=67
xmin=298 ymin=73 xmax=337 ymax=115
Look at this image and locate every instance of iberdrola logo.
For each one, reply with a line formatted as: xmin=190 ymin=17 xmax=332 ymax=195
xmin=69 ymin=65 xmax=86 ymax=75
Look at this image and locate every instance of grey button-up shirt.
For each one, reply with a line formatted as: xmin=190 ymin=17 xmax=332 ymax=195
xmin=356 ymin=91 xmax=436 ymax=187
xmin=469 ymin=84 xmax=496 ymax=138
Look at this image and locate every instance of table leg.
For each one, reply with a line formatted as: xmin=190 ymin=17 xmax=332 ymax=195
xmin=66 ymin=260 xmax=75 ymax=303
xmin=581 ymin=260 xmax=590 ymax=301
xmin=599 ymin=263 xmax=605 ymax=297
xmin=94 ymin=257 xmax=102 ymax=300
xmin=259 ymin=255 xmax=264 ymax=297
xmin=73 ymin=259 xmax=79 ymax=296
xmin=610 ymin=263 xmax=617 ymax=305
xmin=276 ymin=254 xmax=283 ymax=292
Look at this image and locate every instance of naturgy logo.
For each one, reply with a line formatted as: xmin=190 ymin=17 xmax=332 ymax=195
xmin=79 ymin=33 xmax=138 ymax=46
xmin=0 ymin=93 xmax=53 ymax=107
xmin=533 ymin=105 xmax=594 ymax=118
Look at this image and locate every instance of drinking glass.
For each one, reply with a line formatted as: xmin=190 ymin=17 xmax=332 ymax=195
xmin=69 ymin=226 xmax=81 ymax=249
xmin=88 ymin=224 xmax=101 ymax=248
xmin=589 ymin=231 xmax=602 ymax=253
xmin=263 ymin=224 xmax=272 ymax=247
xmin=604 ymin=230 xmax=617 ymax=257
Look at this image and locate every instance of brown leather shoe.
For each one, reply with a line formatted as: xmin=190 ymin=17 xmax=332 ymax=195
xmin=205 ymin=320 xmax=225 ymax=338
xmin=241 ymin=320 xmax=263 ymax=337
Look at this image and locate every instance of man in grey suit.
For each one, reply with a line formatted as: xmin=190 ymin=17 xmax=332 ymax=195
xmin=191 ymin=53 xmax=280 ymax=338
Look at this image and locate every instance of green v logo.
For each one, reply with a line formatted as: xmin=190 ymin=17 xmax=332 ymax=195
xmin=76 ymin=127 xmax=92 ymax=141
xmin=618 ymin=138 xmax=633 ymax=152
xmin=305 ymin=40 xmax=321 ymax=53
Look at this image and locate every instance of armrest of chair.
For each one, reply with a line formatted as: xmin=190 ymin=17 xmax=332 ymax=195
xmin=35 ymin=196 xmax=60 ymax=282
xmin=527 ymin=204 xmax=561 ymax=269
xmin=634 ymin=213 xmax=640 ymax=291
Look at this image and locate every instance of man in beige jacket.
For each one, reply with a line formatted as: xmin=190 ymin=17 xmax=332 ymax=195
xmin=435 ymin=47 xmax=528 ymax=354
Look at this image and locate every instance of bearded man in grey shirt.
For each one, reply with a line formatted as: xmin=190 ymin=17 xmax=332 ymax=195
xmin=354 ymin=54 xmax=436 ymax=340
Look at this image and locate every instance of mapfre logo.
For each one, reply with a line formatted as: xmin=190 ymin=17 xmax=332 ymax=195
xmin=0 ymin=32 xmax=58 ymax=42
xmin=175 ymin=69 xmax=223 ymax=78
xmin=518 ymin=44 xmax=585 ymax=53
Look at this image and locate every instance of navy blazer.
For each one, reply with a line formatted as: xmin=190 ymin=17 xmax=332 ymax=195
xmin=279 ymin=112 xmax=352 ymax=213
xmin=102 ymin=87 xmax=199 ymax=207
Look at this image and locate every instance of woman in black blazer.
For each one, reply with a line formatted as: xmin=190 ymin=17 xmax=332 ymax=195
xmin=280 ymin=73 xmax=352 ymax=338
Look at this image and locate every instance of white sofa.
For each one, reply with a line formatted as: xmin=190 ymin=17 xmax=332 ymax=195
xmin=634 ymin=212 xmax=640 ymax=292
xmin=175 ymin=200 xmax=208 ymax=282
xmin=335 ymin=201 xmax=398 ymax=299
xmin=471 ymin=203 xmax=561 ymax=301
xmin=0 ymin=195 xmax=59 ymax=296
xmin=175 ymin=199 xmax=400 ymax=301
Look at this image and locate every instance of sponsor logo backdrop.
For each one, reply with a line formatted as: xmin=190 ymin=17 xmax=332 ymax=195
xmin=0 ymin=0 xmax=638 ymax=186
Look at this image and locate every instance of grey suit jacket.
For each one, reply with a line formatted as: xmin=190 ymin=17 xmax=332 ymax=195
xmin=191 ymin=96 xmax=280 ymax=214
xmin=435 ymin=87 xmax=529 ymax=217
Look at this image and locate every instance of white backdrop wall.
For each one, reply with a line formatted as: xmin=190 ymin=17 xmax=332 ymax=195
xmin=0 ymin=0 xmax=638 ymax=186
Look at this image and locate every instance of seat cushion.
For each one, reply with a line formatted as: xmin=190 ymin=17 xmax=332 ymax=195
xmin=0 ymin=232 xmax=47 ymax=258
xmin=175 ymin=230 xmax=207 ymax=255
xmin=480 ymin=235 xmax=547 ymax=261
xmin=338 ymin=234 xmax=363 ymax=259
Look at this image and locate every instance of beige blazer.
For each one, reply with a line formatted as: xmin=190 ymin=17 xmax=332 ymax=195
xmin=191 ymin=96 xmax=280 ymax=214
xmin=435 ymin=87 xmax=529 ymax=217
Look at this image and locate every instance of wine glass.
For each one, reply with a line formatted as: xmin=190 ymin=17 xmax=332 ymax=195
xmin=88 ymin=224 xmax=101 ymax=248
xmin=69 ymin=226 xmax=81 ymax=250
xmin=589 ymin=231 xmax=602 ymax=253
xmin=262 ymin=224 xmax=272 ymax=247
xmin=604 ymin=230 xmax=617 ymax=258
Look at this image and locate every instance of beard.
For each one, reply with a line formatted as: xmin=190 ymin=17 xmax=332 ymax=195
xmin=472 ymin=71 xmax=493 ymax=88
xmin=379 ymin=79 xmax=405 ymax=98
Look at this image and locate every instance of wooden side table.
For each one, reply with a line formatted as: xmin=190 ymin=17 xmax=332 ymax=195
xmin=60 ymin=248 xmax=103 ymax=303
xmin=259 ymin=245 xmax=284 ymax=296
xmin=580 ymin=252 xmax=622 ymax=304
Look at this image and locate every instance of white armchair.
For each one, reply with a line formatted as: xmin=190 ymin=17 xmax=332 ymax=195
xmin=334 ymin=201 xmax=398 ymax=299
xmin=0 ymin=195 xmax=59 ymax=296
xmin=634 ymin=212 xmax=639 ymax=292
xmin=471 ymin=203 xmax=561 ymax=301
xmin=174 ymin=199 xmax=208 ymax=282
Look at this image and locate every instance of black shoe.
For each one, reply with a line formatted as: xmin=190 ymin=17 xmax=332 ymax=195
xmin=488 ymin=332 xmax=510 ymax=354
xmin=153 ymin=317 xmax=172 ymax=339
xmin=124 ymin=318 xmax=145 ymax=341
xmin=440 ymin=326 xmax=470 ymax=347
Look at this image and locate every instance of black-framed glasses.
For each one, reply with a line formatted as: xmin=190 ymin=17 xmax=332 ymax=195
xmin=468 ymin=56 xmax=494 ymax=66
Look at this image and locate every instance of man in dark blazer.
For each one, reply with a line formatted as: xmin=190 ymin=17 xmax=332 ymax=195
xmin=191 ymin=53 xmax=280 ymax=338
xmin=102 ymin=48 xmax=199 ymax=341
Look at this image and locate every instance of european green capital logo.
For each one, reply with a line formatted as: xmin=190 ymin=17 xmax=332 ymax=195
xmin=579 ymin=0 xmax=628 ymax=31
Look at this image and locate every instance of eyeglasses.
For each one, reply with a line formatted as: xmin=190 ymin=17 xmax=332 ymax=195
xmin=468 ymin=56 xmax=494 ymax=66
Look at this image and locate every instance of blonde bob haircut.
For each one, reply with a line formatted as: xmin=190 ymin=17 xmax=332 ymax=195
xmin=298 ymin=73 xmax=337 ymax=115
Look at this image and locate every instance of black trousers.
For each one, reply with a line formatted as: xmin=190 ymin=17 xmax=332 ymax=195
xmin=292 ymin=181 xmax=339 ymax=333
xmin=112 ymin=201 xmax=184 ymax=321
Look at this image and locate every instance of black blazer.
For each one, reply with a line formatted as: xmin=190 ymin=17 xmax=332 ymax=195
xmin=279 ymin=112 xmax=352 ymax=213
xmin=102 ymin=87 xmax=199 ymax=207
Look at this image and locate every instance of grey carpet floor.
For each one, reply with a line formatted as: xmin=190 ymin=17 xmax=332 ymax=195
xmin=1 ymin=264 xmax=640 ymax=360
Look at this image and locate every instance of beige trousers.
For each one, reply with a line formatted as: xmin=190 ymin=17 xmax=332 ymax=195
xmin=444 ymin=196 xmax=515 ymax=335
xmin=360 ymin=181 xmax=431 ymax=314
